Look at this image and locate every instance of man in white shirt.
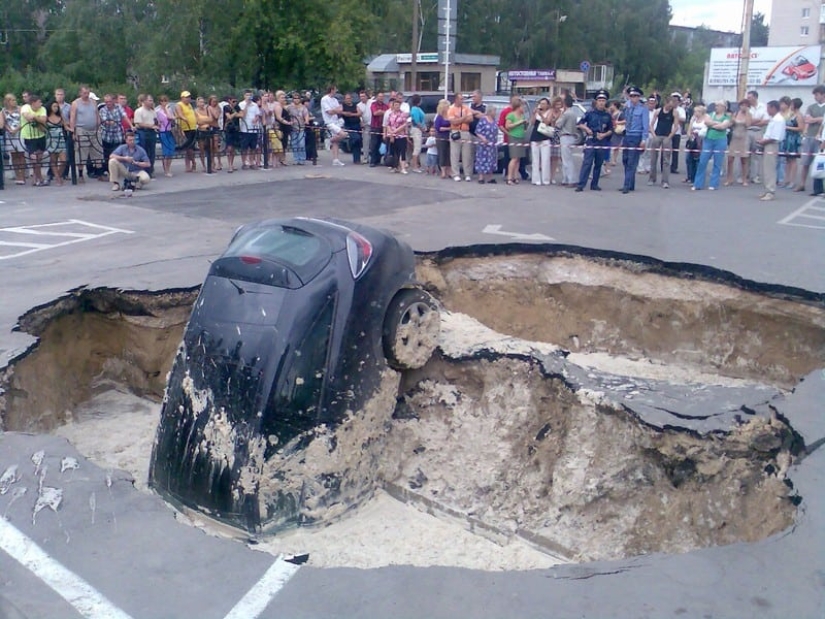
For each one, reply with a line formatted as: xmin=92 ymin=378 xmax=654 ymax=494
xmin=746 ymin=90 xmax=769 ymax=183
xmin=757 ymin=100 xmax=787 ymax=201
xmin=321 ymin=85 xmax=346 ymax=166
xmin=670 ymin=92 xmax=686 ymax=174
xmin=798 ymin=85 xmax=825 ymax=192
xmin=238 ymin=89 xmax=261 ymax=169
xmin=357 ymin=91 xmax=372 ymax=154
xmin=639 ymin=95 xmax=658 ymax=174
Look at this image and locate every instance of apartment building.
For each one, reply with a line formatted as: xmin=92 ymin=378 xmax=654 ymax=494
xmin=769 ymin=0 xmax=824 ymax=45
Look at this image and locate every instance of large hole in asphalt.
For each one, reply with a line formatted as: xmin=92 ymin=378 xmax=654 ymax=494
xmin=1 ymin=249 xmax=821 ymax=566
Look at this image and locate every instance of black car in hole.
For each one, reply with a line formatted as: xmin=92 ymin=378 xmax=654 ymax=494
xmin=149 ymin=218 xmax=439 ymax=531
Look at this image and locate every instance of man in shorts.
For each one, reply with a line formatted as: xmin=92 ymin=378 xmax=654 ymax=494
xmin=321 ymin=85 xmax=346 ymax=166
xmin=20 ymin=94 xmax=48 ymax=186
xmin=238 ymin=90 xmax=261 ymax=169
xmin=798 ymin=85 xmax=825 ymax=193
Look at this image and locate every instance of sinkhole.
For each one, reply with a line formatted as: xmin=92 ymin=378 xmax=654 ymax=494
xmin=1 ymin=248 xmax=822 ymax=566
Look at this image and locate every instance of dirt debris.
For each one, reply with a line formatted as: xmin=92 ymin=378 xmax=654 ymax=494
xmin=418 ymin=254 xmax=825 ymax=388
xmin=385 ymin=355 xmax=799 ymax=562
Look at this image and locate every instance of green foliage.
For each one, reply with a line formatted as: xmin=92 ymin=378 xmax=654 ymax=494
xmin=751 ymin=12 xmax=770 ymax=47
xmin=0 ymin=0 xmax=725 ymax=99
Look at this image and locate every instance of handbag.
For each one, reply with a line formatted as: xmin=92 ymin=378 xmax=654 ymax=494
xmin=450 ymin=131 xmax=461 ymax=141
xmin=537 ymin=122 xmax=555 ymax=138
xmin=812 ymin=151 xmax=825 ymax=179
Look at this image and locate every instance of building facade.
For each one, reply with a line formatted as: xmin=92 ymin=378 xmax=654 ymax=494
xmin=366 ymin=53 xmax=500 ymax=94
xmin=769 ymin=0 xmax=824 ymax=46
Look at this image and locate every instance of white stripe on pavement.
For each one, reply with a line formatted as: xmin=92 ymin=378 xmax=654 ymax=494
xmin=0 ymin=517 xmax=134 ymax=619
xmin=222 ymin=557 xmax=301 ymax=619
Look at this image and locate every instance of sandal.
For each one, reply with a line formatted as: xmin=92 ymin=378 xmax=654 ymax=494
xmin=506 ymin=179 xmax=514 ymax=185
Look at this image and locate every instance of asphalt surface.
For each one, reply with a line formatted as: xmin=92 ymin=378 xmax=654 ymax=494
xmin=0 ymin=155 xmax=823 ymax=618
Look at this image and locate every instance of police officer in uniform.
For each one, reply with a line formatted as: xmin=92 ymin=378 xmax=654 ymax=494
xmin=575 ymin=89 xmax=613 ymax=192
xmin=620 ymin=86 xmax=649 ymax=194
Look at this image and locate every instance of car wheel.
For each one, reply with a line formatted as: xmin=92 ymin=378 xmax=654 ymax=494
xmin=382 ymin=288 xmax=440 ymax=370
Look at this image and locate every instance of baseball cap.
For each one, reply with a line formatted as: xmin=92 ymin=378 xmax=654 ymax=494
xmin=670 ymin=92 xmax=682 ymax=100
xmin=181 ymin=90 xmax=191 ymax=98
xmin=89 ymin=92 xmax=99 ymax=101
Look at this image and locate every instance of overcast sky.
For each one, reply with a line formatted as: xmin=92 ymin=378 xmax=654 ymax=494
xmin=669 ymin=0 xmax=772 ymax=30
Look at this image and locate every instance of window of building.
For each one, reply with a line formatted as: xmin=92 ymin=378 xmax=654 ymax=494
xmin=460 ymin=72 xmax=481 ymax=93
xmin=801 ymin=25 xmax=810 ymax=36
xmin=405 ymin=71 xmax=441 ymax=92
xmin=802 ymin=7 xmax=810 ymax=18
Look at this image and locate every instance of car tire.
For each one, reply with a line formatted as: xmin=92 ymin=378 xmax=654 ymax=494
xmin=382 ymin=288 xmax=440 ymax=370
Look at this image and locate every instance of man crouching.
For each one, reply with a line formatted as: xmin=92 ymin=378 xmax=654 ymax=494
xmin=108 ymin=131 xmax=151 ymax=191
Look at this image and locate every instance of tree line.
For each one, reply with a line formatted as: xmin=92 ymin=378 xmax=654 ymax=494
xmin=1 ymin=1 xmax=768 ymax=99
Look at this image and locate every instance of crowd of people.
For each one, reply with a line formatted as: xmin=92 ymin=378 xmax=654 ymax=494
xmin=0 ymin=84 xmax=819 ymax=200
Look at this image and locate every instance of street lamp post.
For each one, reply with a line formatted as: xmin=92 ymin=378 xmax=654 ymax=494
xmin=553 ymin=10 xmax=567 ymax=70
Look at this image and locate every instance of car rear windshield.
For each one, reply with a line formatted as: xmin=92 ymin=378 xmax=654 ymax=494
xmin=215 ymin=225 xmax=332 ymax=287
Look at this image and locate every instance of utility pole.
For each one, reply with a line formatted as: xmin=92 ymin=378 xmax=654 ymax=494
xmin=443 ymin=0 xmax=451 ymax=99
xmin=737 ymin=0 xmax=754 ymax=101
xmin=411 ymin=0 xmax=419 ymax=92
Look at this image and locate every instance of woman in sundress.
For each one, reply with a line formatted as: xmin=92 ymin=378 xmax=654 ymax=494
xmin=474 ymin=106 xmax=498 ymax=184
xmin=45 ymin=99 xmax=67 ymax=184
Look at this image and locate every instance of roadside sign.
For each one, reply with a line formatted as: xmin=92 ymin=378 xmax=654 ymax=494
xmin=580 ymin=60 xmax=591 ymax=73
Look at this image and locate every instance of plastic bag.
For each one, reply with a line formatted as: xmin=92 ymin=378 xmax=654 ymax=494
xmin=812 ymin=152 xmax=825 ymax=180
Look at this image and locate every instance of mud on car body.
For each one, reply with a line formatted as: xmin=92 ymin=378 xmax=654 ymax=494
xmin=149 ymin=218 xmax=439 ymax=532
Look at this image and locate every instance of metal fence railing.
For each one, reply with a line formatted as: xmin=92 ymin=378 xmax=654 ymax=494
xmin=1 ymin=120 xmax=329 ymax=188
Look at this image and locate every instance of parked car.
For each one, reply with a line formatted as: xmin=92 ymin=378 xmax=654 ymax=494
xmin=782 ymin=56 xmax=817 ymax=81
xmin=149 ymin=218 xmax=440 ymax=531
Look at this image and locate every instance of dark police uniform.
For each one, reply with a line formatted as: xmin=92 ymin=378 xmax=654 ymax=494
xmin=576 ymin=90 xmax=613 ymax=191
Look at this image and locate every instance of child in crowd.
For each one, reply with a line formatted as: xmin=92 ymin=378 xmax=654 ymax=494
xmin=425 ymin=126 xmax=438 ymax=175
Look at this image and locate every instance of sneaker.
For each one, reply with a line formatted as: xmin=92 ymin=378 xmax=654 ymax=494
xmin=453 ymin=175 xmax=461 ymax=182
xmin=574 ymin=187 xmax=583 ymax=192
xmin=752 ymin=176 xmax=761 ymax=184
xmin=401 ymin=169 xmax=409 ymax=174
xmin=111 ymin=183 xmax=120 ymax=192
xmin=465 ymin=176 xmax=472 ymax=182
xmin=662 ymin=182 xmax=669 ymax=189
xmin=760 ymin=193 xmax=775 ymax=201
xmin=332 ymin=159 xmax=345 ymax=167
xmin=708 ymin=187 xmax=716 ymax=191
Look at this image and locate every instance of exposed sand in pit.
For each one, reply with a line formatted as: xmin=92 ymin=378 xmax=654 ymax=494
xmin=54 ymin=389 xmax=563 ymax=570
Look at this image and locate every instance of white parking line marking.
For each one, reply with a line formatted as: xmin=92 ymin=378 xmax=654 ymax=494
xmin=0 ymin=219 xmax=134 ymax=260
xmin=778 ymin=199 xmax=825 ymax=229
xmin=0 ymin=517 xmax=134 ymax=619
xmin=222 ymin=557 xmax=301 ymax=619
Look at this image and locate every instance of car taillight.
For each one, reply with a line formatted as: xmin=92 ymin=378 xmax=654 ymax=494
xmin=240 ymin=255 xmax=262 ymax=264
xmin=346 ymin=232 xmax=372 ymax=278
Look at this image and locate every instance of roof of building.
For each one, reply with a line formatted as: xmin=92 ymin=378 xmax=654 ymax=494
xmin=366 ymin=53 xmax=501 ymax=73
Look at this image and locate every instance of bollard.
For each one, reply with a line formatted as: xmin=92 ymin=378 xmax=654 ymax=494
xmin=66 ymin=131 xmax=77 ymax=185
xmin=205 ymin=132 xmax=213 ymax=174
xmin=262 ymin=128 xmax=270 ymax=169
